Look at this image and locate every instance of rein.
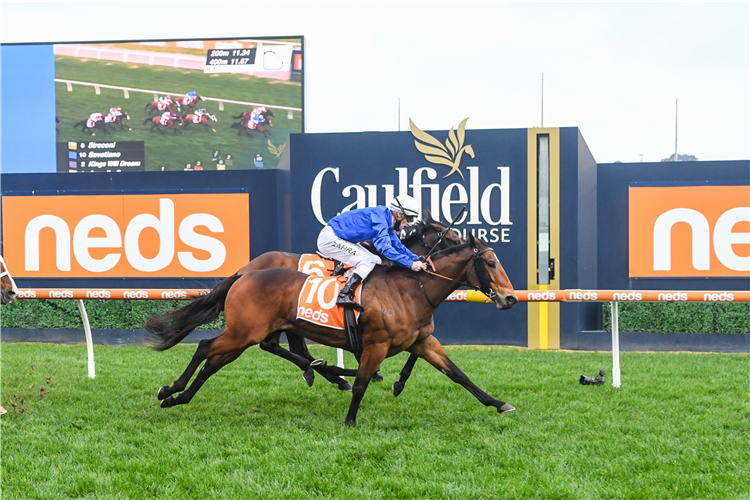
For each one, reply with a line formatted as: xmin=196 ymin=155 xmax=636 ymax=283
xmin=415 ymin=244 xmax=498 ymax=308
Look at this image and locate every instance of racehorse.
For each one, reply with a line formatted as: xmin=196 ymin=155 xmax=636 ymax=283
xmin=148 ymin=233 xmax=517 ymax=426
xmin=184 ymin=113 xmax=217 ymax=132
xmin=144 ymin=115 xmax=184 ymax=135
xmin=105 ymin=111 xmax=131 ymax=132
xmin=232 ymin=108 xmax=275 ymax=123
xmin=0 ymin=255 xmax=18 ymax=306
xmin=151 ymin=215 xmax=462 ymax=393
xmin=72 ymin=117 xmax=109 ymax=135
xmin=174 ymin=94 xmax=205 ymax=109
xmin=145 ymin=101 xmax=179 ymax=115
xmin=230 ymin=119 xmax=271 ymax=137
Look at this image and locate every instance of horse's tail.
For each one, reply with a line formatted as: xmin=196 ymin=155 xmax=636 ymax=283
xmin=146 ymin=274 xmax=242 ymax=351
xmin=145 ymin=102 xmax=151 ymax=110
xmin=144 ymin=117 xmax=152 ymax=125
xmin=232 ymin=113 xmax=243 ymax=119
xmin=73 ymin=120 xmax=83 ymax=128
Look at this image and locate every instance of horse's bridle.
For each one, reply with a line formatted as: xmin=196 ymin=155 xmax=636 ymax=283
xmin=415 ymin=244 xmax=498 ymax=308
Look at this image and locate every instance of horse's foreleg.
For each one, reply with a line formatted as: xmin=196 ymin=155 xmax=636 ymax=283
xmin=345 ymin=342 xmax=389 ymax=426
xmin=157 ymin=338 xmax=215 ymax=400
xmin=409 ymin=336 xmax=514 ymax=413
xmin=392 ymin=353 xmax=418 ymax=397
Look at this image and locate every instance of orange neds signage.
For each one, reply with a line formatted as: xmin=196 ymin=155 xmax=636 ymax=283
xmin=2 ymin=193 xmax=250 ymax=278
xmin=629 ymin=185 xmax=750 ymax=277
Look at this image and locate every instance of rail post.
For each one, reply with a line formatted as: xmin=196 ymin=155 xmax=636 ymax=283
xmin=76 ymin=299 xmax=96 ymax=379
xmin=611 ymin=301 xmax=621 ymax=387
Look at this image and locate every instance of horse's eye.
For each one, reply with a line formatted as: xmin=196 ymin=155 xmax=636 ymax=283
xmin=487 ymin=260 xmax=496 ymax=268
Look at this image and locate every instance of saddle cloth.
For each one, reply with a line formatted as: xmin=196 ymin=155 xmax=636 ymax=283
xmin=191 ymin=115 xmax=202 ymax=124
xmin=296 ymin=254 xmax=361 ymax=330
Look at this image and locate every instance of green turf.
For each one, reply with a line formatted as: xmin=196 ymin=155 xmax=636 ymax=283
xmin=55 ymin=56 xmax=302 ymax=171
xmin=2 ymin=343 xmax=747 ymax=499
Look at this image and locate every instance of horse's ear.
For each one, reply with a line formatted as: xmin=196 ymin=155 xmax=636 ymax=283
xmin=424 ymin=210 xmax=434 ymax=223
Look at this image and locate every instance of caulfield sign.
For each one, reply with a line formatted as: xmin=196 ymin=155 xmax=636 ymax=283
xmin=306 ymin=118 xmax=519 ymax=245
xmin=2 ymin=193 xmax=250 ymax=278
xmin=629 ymin=185 xmax=750 ymax=277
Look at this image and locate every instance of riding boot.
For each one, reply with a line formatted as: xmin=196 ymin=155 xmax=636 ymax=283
xmin=337 ymin=274 xmax=364 ymax=311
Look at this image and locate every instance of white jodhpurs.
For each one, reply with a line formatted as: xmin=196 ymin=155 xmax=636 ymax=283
xmin=317 ymin=225 xmax=382 ymax=280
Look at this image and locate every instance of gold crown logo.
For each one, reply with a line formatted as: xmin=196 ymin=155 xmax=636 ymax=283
xmin=409 ymin=117 xmax=474 ymax=180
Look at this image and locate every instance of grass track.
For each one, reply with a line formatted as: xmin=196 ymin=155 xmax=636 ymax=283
xmin=55 ymin=56 xmax=302 ymax=171
xmin=2 ymin=343 xmax=748 ymax=499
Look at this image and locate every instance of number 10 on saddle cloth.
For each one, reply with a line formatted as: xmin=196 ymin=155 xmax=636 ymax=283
xmin=295 ymin=254 xmax=362 ymax=330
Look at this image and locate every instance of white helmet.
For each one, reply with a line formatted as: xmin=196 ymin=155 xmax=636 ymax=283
xmin=389 ymin=194 xmax=420 ymax=221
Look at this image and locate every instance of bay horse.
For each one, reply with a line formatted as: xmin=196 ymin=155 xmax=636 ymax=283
xmin=145 ymin=101 xmax=179 ymax=115
xmin=184 ymin=113 xmax=217 ymax=132
xmin=145 ymin=115 xmax=184 ymax=135
xmin=0 ymin=255 xmax=18 ymax=305
xmin=148 ymin=234 xmax=517 ymax=426
xmin=72 ymin=118 xmax=108 ymax=135
xmin=231 ymin=119 xmax=271 ymax=138
xmin=233 ymin=108 xmax=275 ymax=123
xmin=105 ymin=110 xmax=131 ymax=132
xmin=154 ymin=215 xmax=462 ymax=393
xmin=174 ymin=94 xmax=205 ymax=109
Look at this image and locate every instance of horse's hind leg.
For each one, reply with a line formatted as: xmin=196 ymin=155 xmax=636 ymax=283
xmin=286 ymin=333 xmax=352 ymax=390
xmin=392 ymin=353 xmax=418 ymax=397
xmin=157 ymin=338 xmax=214 ymax=400
xmin=260 ymin=332 xmax=317 ymax=387
xmin=160 ymin=350 xmax=243 ymax=408
xmin=409 ymin=335 xmax=514 ymax=413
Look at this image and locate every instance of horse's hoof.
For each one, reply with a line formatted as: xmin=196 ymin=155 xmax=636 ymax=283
xmin=344 ymin=419 xmax=356 ymax=427
xmin=302 ymin=368 xmax=315 ymax=387
xmin=497 ymin=403 xmax=515 ymax=413
xmin=310 ymin=359 xmax=327 ymax=368
xmin=92 ymin=133 xmax=96 ymax=136
xmin=371 ymin=371 xmax=384 ymax=383
xmin=160 ymin=397 xmax=174 ymax=408
xmin=392 ymin=381 xmax=404 ymax=397
xmin=157 ymin=386 xmax=170 ymax=400
xmin=338 ymin=381 xmax=352 ymax=392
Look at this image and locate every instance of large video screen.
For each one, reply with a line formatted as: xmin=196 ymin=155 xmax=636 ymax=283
xmin=1 ymin=37 xmax=304 ymax=173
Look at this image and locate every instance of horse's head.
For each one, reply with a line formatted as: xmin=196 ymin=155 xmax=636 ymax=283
xmin=466 ymin=234 xmax=517 ymax=310
xmin=402 ymin=211 xmax=462 ymax=253
xmin=0 ymin=256 xmax=19 ymax=305
xmin=264 ymin=109 xmax=276 ymax=118
xmin=198 ymin=95 xmax=205 ymax=101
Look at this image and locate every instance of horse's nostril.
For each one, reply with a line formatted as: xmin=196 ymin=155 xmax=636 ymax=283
xmin=507 ymin=295 xmax=518 ymax=306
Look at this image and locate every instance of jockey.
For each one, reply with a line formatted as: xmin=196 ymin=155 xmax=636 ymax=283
xmin=250 ymin=106 xmax=266 ymax=125
xmin=186 ymin=91 xmax=197 ymax=101
xmin=160 ymin=111 xmax=174 ymax=126
xmin=194 ymin=108 xmax=205 ymax=117
xmin=109 ymin=107 xmax=123 ymax=116
xmin=317 ymin=194 xmax=427 ymax=310
xmin=89 ymin=112 xmax=103 ymax=122
xmin=159 ymin=95 xmax=172 ymax=106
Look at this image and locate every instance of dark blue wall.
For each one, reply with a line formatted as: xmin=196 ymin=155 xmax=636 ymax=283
xmin=1 ymin=170 xmax=280 ymax=289
xmin=596 ymin=160 xmax=750 ymax=291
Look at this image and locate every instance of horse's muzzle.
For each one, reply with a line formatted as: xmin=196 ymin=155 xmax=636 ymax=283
xmin=1 ymin=290 xmax=17 ymax=305
xmin=495 ymin=293 xmax=517 ymax=310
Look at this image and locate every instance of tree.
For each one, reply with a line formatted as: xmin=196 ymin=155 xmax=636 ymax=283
xmin=661 ymin=153 xmax=698 ymax=162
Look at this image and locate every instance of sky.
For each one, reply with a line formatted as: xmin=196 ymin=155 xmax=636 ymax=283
xmin=1 ymin=1 xmax=748 ymax=164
